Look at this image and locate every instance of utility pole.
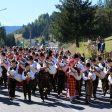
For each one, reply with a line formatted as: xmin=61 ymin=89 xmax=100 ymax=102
xmin=29 ymin=25 xmax=32 ymax=47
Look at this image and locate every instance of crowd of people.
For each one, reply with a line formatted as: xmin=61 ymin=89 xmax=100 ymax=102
xmin=0 ymin=47 xmax=111 ymax=105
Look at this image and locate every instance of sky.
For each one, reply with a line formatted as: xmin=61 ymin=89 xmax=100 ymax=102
xmin=0 ymin=0 xmax=98 ymax=26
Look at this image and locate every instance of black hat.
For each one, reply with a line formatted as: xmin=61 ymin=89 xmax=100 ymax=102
xmin=1 ymin=52 xmax=6 ymax=57
xmin=107 ymin=58 xmax=112 ymax=63
xmin=73 ymin=54 xmax=79 ymax=59
xmin=63 ymin=55 xmax=68 ymax=59
xmin=25 ymin=63 xmax=30 ymax=67
xmin=27 ymin=56 xmax=33 ymax=61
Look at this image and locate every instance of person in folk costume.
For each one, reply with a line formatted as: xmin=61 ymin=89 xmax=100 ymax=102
xmin=66 ymin=55 xmax=79 ymax=103
xmin=57 ymin=55 xmax=65 ymax=96
xmin=34 ymin=53 xmax=39 ymax=62
xmin=46 ymin=53 xmax=57 ymax=92
xmin=71 ymin=54 xmax=81 ymax=99
xmin=22 ymin=63 xmax=35 ymax=102
xmin=107 ymin=59 xmax=112 ymax=104
xmin=16 ymin=54 xmax=25 ymax=87
xmin=77 ymin=58 xmax=85 ymax=96
xmin=83 ymin=63 xmax=96 ymax=104
xmin=0 ymin=52 xmax=10 ymax=88
xmin=27 ymin=56 xmax=39 ymax=95
xmin=7 ymin=59 xmax=18 ymax=101
xmin=98 ymin=57 xmax=109 ymax=96
xmin=108 ymin=69 xmax=112 ymax=104
xmin=62 ymin=55 xmax=69 ymax=90
xmin=38 ymin=52 xmax=51 ymax=102
xmin=91 ymin=58 xmax=99 ymax=99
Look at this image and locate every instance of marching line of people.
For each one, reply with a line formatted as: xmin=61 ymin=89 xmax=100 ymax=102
xmin=0 ymin=47 xmax=111 ymax=104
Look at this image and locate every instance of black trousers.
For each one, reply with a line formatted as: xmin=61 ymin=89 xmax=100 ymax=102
xmin=8 ymin=78 xmax=17 ymax=98
xmin=101 ymin=77 xmax=109 ymax=95
xmin=1 ymin=66 xmax=7 ymax=87
xmin=85 ymin=80 xmax=93 ymax=101
xmin=78 ymin=78 xmax=83 ymax=96
xmin=23 ymin=80 xmax=32 ymax=100
xmin=93 ymin=76 xmax=99 ymax=97
xmin=49 ymin=74 xmax=56 ymax=92
xmin=57 ymin=70 xmax=65 ymax=95
xmin=38 ymin=72 xmax=50 ymax=101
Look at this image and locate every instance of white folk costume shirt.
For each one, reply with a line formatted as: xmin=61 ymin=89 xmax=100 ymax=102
xmin=77 ymin=62 xmax=85 ymax=71
xmin=83 ymin=70 xmax=96 ymax=81
xmin=30 ymin=61 xmax=40 ymax=74
xmin=52 ymin=57 xmax=58 ymax=65
xmin=108 ymin=75 xmax=112 ymax=85
xmin=0 ymin=58 xmax=10 ymax=70
xmin=22 ymin=70 xmax=35 ymax=80
xmin=98 ymin=63 xmax=104 ymax=70
xmin=98 ymin=63 xmax=108 ymax=74
xmin=7 ymin=64 xmax=19 ymax=76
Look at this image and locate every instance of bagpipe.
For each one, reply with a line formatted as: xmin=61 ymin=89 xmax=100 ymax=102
xmin=8 ymin=69 xmax=23 ymax=82
xmin=91 ymin=65 xmax=106 ymax=79
xmin=45 ymin=60 xmax=57 ymax=76
xmin=68 ymin=65 xmax=81 ymax=81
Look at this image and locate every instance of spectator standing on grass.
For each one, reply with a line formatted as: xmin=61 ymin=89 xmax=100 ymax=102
xmin=96 ymin=36 xmax=101 ymax=52
xmin=101 ymin=39 xmax=105 ymax=53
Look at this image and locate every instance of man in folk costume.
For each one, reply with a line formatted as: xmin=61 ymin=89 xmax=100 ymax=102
xmin=22 ymin=63 xmax=35 ymax=102
xmin=17 ymin=55 xmax=25 ymax=87
xmin=108 ymin=69 xmax=112 ymax=104
xmin=0 ymin=52 xmax=10 ymax=88
xmin=7 ymin=60 xmax=18 ymax=101
xmin=83 ymin=63 xmax=96 ymax=104
xmin=38 ymin=52 xmax=51 ymax=102
xmin=27 ymin=56 xmax=39 ymax=95
xmin=91 ymin=58 xmax=99 ymax=99
xmin=98 ymin=57 xmax=109 ymax=96
xmin=46 ymin=54 xmax=57 ymax=92
xmin=66 ymin=54 xmax=79 ymax=103
xmin=107 ymin=59 xmax=112 ymax=104
xmin=57 ymin=55 xmax=65 ymax=96
xmin=73 ymin=54 xmax=82 ymax=99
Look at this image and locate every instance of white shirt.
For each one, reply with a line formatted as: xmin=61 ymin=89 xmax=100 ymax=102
xmin=83 ymin=70 xmax=96 ymax=81
xmin=22 ymin=70 xmax=35 ymax=80
xmin=7 ymin=65 xmax=19 ymax=76
xmin=98 ymin=63 xmax=104 ymax=70
xmin=30 ymin=61 xmax=40 ymax=73
xmin=108 ymin=75 xmax=112 ymax=84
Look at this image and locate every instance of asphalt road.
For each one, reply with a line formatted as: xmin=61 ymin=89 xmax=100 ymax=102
xmin=0 ymin=85 xmax=112 ymax=112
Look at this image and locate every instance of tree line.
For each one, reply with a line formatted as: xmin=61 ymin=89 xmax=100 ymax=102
xmin=0 ymin=26 xmax=16 ymax=47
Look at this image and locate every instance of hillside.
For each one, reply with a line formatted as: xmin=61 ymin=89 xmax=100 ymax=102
xmin=5 ymin=26 xmax=22 ymax=33
xmin=64 ymin=36 xmax=112 ymax=57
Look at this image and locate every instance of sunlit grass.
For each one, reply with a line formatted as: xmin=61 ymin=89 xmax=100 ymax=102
xmin=65 ymin=36 xmax=112 ymax=57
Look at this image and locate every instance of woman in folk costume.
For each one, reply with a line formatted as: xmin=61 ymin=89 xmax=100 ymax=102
xmin=66 ymin=55 xmax=79 ymax=103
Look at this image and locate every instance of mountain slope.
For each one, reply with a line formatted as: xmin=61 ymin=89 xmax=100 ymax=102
xmin=5 ymin=26 xmax=22 ymax=33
